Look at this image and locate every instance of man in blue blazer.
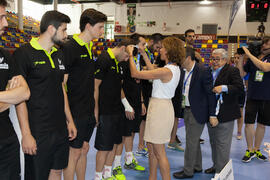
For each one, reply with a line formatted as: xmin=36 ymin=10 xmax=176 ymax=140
xmin=173 ymin=47 xmax=217 ymax=179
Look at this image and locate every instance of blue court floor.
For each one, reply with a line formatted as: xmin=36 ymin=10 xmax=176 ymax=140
xmin=10 ymin=107 xmax=270 ymax=180
xmin=83 ymin=122 xmax=270 ymax=180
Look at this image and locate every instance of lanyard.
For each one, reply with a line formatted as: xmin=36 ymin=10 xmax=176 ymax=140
xmin=212 ymin=70 xmax=220 ymax=85
xmin=134 ymin=55 xmax=140 ymax=71
xmin=183 ymin=70 xmax=194 ymax=92
xmin=215 ymin=93 xmax=223 ymax=115
xmin=145 ymin=48 xmax=154 ymax=63
xmin=212 ymin=66 xmax=224 ymax=84
xmin=212 ymin=67 xmax=224 ymax=115
xmin=136 ymin=54 xmax=141 ymax=62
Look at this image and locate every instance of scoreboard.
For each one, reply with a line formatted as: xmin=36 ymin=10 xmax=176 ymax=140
xmin=246 ymin=0 xmax=269 ymax=22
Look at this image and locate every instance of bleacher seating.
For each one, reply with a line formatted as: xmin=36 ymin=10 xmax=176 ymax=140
xmin=92 ymin=38 xmax=122 ymax=59
xmin=2 ymin=11 xmax=40 ymax=53
xmin=194 ymin=37 xmax=229 ymax=66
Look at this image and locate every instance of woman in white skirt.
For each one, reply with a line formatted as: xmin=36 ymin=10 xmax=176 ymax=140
xmin=127 ymin=37 xmax=185 ymax=180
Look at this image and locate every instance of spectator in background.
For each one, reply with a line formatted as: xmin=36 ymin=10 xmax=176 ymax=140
xmin=233 ymin=53 xmax=246 ymax=140
xmin=184 ymin=29 xmax=203 ymax=65
xmin=185 ymin=29 xmax=204 ymax=144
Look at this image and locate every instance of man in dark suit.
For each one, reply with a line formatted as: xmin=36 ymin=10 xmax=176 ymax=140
xmin=173 ymin=47 xmax=217 ymax=179
xmin=205 ymin=49 xmax=244 ymax=175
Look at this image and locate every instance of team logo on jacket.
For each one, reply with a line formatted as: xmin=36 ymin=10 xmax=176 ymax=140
xmin=34 ymin=61 xmax=46 ymax=66
xmin=58 ymin=58 xmax=65 ymax=70
xmin=0 ymin=57 xmax=8 ymax=69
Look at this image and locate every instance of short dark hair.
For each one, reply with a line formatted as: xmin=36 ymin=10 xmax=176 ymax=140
xmin=185 ymin=47 xmax=195 ymax=61
xmin=0 ymin=0 xmax=7 ymax=7
xmin=40 ymin=11 xmax=70 ymax=34
xmin=185 ymin=29 xmax=195 ymax=37
xmin=80 ymin=8 xmax=107 ymax=32
xmin=117 ymin=39 xmax=135 ymax=47
xmin=178 ymin=35 xmax=186 ymax=41
xmin=150 ymin=33 xmax=163 ymax=44
xmin=263 ymin=37 xmax=270 ymax=45
xmin=130 ymin=33 xmax=144 ymax=45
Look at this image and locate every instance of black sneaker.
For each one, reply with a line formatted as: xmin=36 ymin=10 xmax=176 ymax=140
xmin=200 ymin=138 xmax=205 ymax=144
xmin=242 ymin=150 xmax=256 ymax=163
xmin=255 ymin=150 xmax=267 ymax=161
xmin=176 ymin=135 xmax=182 ymax=146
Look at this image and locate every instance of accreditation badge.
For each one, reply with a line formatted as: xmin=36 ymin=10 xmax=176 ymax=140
xmin=254 ymin=70 xmax=264 ymax=82
xmin=181 ymin=95 xmax=186 ymax=109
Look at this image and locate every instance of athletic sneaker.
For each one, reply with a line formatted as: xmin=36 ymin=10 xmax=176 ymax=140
xmin=124 ymin=159 xmax=145 ymax=171
xmin=255 ymin=150 xmax=267 ymax=161
xmin=103 ymin=176 xmax=117 ymax=180
xmin=112 ymin=166 xmax=126 ymax=180
xmin=167 ymin=142 xmax=184 ymax=152
xmin=242 ymin=150 xmax=256 ymax=163
xmin=135 ymin=148 xmax=148 ymax=157
xmin=200 ymin=138 xmax=205 ymax=144
xmin=236 ymin=132 xmax=242 ymax=140
xmin=176 ymin=135 xmax=182 ymax=146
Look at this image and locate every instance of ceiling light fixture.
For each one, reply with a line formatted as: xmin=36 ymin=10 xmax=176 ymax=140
xmin=199 ymin=0 xmax=213 ymax=5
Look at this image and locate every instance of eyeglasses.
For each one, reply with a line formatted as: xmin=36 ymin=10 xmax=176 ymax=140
xmin=187 ymin=35 xmax=195 ymax=38
xmin=211 ymin=58 xmax=221 ymax=61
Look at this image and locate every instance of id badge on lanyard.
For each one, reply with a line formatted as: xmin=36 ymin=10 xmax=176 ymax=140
xmin=181 ymin=95 xmax=186 ymax=109
xmin=134 ymin=55 xmax=140 ymax=71
xmin=182 ymin=70 xmax=193 ymax=108
xmin=254 ymin=70 xmax=264 ymax=82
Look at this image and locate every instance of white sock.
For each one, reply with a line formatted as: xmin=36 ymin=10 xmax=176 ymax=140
xmin=113 ymin=155 xmax=122 ymax=169
xmin=125 ymin=151 xmax=133 ymax=164
xmin=94 ymin=171 xmax=103 ymax=180
xmin=103 ymin=165 xmax=112 ymax=178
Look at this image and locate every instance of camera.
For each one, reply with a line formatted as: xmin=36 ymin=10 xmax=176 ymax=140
xmin=133 ymin=45 xmax=138 ymax=56
xmin=237 ymin=40 xmax=262 ymax=57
